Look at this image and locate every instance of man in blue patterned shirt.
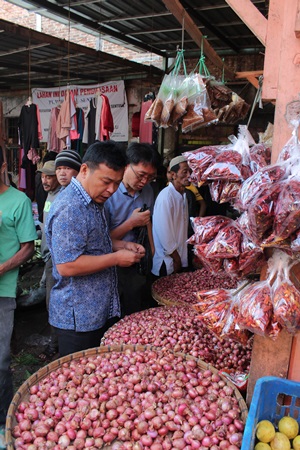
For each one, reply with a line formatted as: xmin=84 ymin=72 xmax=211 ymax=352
xmin=46 ymin=141 xmax=145 ymax=356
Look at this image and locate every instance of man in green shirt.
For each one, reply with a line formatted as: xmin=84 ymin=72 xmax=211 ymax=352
xmin=0 ymin=148 xmax=37 ymax=446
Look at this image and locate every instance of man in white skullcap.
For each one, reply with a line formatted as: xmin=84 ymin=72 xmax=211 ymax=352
xmin=152 ymin=155 xmax=191 ymax=277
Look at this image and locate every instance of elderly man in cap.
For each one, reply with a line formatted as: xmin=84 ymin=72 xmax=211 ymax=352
xmin=152 ymin=155 xmax=191 ymax=277
xmin=38 ymin=151 xmax=82 ymax=359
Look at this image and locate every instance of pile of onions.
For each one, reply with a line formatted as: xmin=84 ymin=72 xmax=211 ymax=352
xmin=152 ymin=268 xmax=238 ymax=306
xmin=12 ymin=348 xmax=245 ymax=449
xmin=102 ymin=306 xmax=252 ymax=373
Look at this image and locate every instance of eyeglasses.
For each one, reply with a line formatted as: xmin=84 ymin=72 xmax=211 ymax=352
xmin=130 ymin=164 xmax=156 ymax=183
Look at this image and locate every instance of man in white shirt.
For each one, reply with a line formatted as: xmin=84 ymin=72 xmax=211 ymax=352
xmin=152 ymin=155 xmax=190 ymax=277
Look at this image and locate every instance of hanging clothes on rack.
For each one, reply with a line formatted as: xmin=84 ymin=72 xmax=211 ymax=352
xmin=47 ymin=106 xmax=60 ymax=153
xmin=71 ymin=107 xmax=85 ymax=155
xmin=18 ymin=101 xmax=42 ymax=166
xmin=56 ymin=89 xmax=72 ymax=150
xmin=83 ymin=93 xmax=114 ymax=145
xmin=100 ymin=94 xmax=114 ymax=141
xmin=139 ymin=99 xmax=154 ymax=144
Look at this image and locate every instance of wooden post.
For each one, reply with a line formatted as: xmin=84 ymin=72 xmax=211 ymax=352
xmin=262 ymin=0 xmax=300 ymax=162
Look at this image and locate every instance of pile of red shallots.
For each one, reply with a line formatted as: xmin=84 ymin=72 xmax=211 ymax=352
xmin=102 ymin=306 xmax=252 ymax=373
xmin=152 ymin=268 xmax=238 ymax=305
xmin=12 ymin=349 xmax=245 ymax=450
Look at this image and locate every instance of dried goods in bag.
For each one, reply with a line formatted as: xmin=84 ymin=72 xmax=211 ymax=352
xmin=247 ymin=182 xmax=282 ymax=242
xmin=272 ymin=177 xmax=300 ymax=241
xmin=193 ymin=244 xmax=223 ymax=273
xmin=236 ymin=281 xmax=273 ymax=336
xmin=238 ymin=234 xmax=264 ymax=273
xmin=188 ymin=215 xmax=231 ymax=245
xmin=272 ymin=260 xmax=300 ymax=334
xmin=205 ymin=223 xmax=242 ymax=259
xmin=183 ymin=146 xmax=219 ymax=185
xmin=202 ymin=149 xmax=243 ymax=182
xmin=235 ymin=164 xmax=286 ymax=212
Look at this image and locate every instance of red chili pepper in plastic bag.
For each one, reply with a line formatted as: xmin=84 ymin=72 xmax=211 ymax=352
xmin=236 ymin=164 xmax=286 ymax=212
xmin=273 ymin=281 xmax=300 ymax=334
xmin=205 ymin=224 xmax=242 ymax=259
xmin=188 ymin=215 xmax=231 ymax=245
xmin=272 ymin=178 xmax=300 ymax=240
xmin=202 ymin=150 xmax=243 ymax=182
xmin=236 ymin=281 xmax=273 ymax=336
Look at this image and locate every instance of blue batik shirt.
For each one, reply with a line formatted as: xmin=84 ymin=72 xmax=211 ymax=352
xmin=46 ymin=177 xmax=120 ymax=332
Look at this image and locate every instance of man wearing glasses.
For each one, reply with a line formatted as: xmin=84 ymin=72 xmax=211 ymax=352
xmin=105 ymin=142 xmax=161 ymax=317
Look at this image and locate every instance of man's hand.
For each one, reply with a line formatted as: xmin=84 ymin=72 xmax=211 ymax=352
xmin=129 ymin=208 xmax=151 ymax=228
xmin=124 ymin=241 xmax=146 ymax=256
xmin=116 ymin=248 xmax=145 ymax=267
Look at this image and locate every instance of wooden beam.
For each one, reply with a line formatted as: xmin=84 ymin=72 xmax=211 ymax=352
xmin=295 ymin=0 xmax=300 ymax=38
xmin=161 ymin=0 xmax=235 ymax=80
xmin=235 ymin=70 xmax=264 ymax=88
xmin=225 ymin=0 xmax=267 ymax=45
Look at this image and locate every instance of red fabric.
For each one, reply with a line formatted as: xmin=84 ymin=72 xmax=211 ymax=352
xmin=139 ymin=100 xmax=153 ymax=144
xmin=131 ymin=111 xmax=141 ymax=137
xmin=100 ymin=94 xmax=114 ymax=140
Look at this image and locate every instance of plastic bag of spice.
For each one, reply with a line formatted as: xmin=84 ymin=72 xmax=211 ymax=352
xmin=234 ymin=163 xmax=287 ymax=212
xmin=267 ymin=176 xmax=300 ymax=243
xmin=272 ymin=251 xmax=300 ymax=334
xmin=193 ymin=244 xmax=223 ymax=273
xmin=182 ymin=146 xmax=220 ymax=185
xmin=205 ymin=223 xmax=242 ymax=259
xmin=188 ymin=215 xmax=231 ymax=245
xmin=235 ymin=280 xmax=274 ymax=337
xmin=246 ymin=182 xmax=282 ymax=243
xmin=182 ymin=73 xmax=217 ymax=133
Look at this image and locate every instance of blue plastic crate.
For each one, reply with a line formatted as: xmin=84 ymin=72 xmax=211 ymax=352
xmin=241 ymin=376 xmax=300 ymax=450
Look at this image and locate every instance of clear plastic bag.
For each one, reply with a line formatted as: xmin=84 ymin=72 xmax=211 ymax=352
xmin=188 ymin=215 xmax=231 ymax=245
xmin=235 ymin=280 xmax=273 ymax=336
xmin=205 ymin=223 xmax=242 ymax=259
xmin=272 ymin=251 xmax=300 ymax=334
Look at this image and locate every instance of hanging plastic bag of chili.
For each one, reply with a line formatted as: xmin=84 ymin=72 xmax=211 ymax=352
xmin=249 ymin=143 xmax=271 ymax=171
xmin=188 ymin=215 xmax=231 ymax=245
xmin=272 ymin=251 xmax=300 ymax=334
xmin=269 ymin=176 xmax=300 ymax=243
xmin=193 ymin=244 xmax=223 ymax=273
xmin=205 ymin=222 xmax=242 ymax=259
xmin=234 ymin=163 xmax=287 ymax=212
xmin=238 ymin=234 xmax=265 ymax=275
xmin=202 ymin=125 xmax=252 ymax=183
xmin=235 ymin=280 xmax=274 ymax=337
xmin=221 ymin=291 xmax=252 ymax=345
xmin=193 ymin=288 xmax=229 ymax=313
xmin=182 ymin=146 xmax=219 ymax=186
xmin=195 ymin=289 xmax=234 ymax=336
xmin=209 ymin=180 xmax=241 ymax=204
xmin=247 ymin=182 xmax=282 ymax=243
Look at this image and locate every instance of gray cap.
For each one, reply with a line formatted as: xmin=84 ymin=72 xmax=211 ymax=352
xmin=37 ymin=160 xmax=56 ymax=175
xmin=169 ymin=155 xmax=187 ymax=171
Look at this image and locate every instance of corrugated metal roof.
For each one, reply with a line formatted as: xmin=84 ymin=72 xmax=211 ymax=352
xmin=0 ymin=0 xmax=268 ymax=92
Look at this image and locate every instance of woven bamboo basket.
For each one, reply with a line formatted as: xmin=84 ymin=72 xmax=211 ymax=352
xmin=151 ymin=279 xmax=187 ymax=307
xmin=6 ymin=344 xmax=248 ymax=449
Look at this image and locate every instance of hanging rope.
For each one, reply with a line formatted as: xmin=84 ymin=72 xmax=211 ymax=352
xmin=67 ymin=0 xmax=71 ymax=84
xmin=181 ymin=13 xmax=185 ymax=50
xmin=247 ymin=75 xmax=263 ymax=128
xmin=28 ymin=36 xmax=31 ymax=98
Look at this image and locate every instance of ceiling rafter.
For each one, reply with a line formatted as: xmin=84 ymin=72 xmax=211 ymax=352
xmin=161 ymin=0 xmax=236 ymax=79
